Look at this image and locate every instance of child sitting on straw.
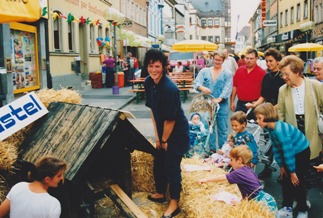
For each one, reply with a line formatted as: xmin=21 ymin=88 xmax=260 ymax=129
xmin=205 ymin=133 xmax=234 ymax=168
xmin=198 ymin=145 xmax=277 ymax=213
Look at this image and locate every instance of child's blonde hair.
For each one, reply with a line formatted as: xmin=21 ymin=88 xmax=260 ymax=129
xmin=253 ymin=103 xmax=278 ymax=122
xmin=230 ymin=111 xmax=247 ymax=124
xmin=230 ymin=145 xmax=252 ymax=165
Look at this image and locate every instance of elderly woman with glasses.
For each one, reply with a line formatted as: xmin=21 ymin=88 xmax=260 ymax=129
xmin=277 ymin=55 xmax=323 ymax=211
xmin=194 ymin=50 xmax=233 ymax=153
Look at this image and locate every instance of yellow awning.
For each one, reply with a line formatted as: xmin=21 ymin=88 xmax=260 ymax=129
xmin=0 ymin=0 xmax=41 ymax=23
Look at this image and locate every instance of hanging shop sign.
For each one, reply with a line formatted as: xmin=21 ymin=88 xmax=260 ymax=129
xmin=263 ymin=20 xmax=277 ymax=27
xmin=261 ymin=0 xmax=266 ymax=28
xmin=0 ymin=0 xmax=41 ymax=23
xmin=10 ymin=23 xmax=40 ymax=94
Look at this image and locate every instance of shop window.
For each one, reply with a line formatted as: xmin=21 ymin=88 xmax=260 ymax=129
xmin=68 ymin=22 xmax=74 ymax=52
xmin=10 ymin=23 xmax=40 ymax=94
xmin=53 ymin=10 xmax=62 ymax=51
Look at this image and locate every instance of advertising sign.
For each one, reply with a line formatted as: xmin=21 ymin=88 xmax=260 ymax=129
xmin=0 ymin=92 xmax=48 ymax=141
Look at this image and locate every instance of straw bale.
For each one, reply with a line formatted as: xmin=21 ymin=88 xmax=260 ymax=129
xmin=36 ymin=88 xmax=81 ymax=108
xmin=0 ymin=175 xmax=9 ymax=203
xmin=180 ymin=157 xmax=275 ymax=218
xmin=0 ymin=141 xmax=17 ymax=170
xmin=131 ymin=150 xmax=155 ymax=193
xmin=94 ymin=195 xmax=121 ymax=218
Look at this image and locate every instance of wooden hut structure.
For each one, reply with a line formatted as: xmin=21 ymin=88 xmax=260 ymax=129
xmin=17 ymin=102 xmax=155 ymax=218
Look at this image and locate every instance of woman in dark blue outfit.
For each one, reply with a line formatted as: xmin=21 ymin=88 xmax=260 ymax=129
xmin=144 ymin=49 xmax=189 ymax=218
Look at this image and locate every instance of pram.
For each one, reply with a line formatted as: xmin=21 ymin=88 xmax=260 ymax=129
xmin=185 ymin=94 xmax=220 ymax=158
xmin=245 ymin=109 xmax=277 ymax=173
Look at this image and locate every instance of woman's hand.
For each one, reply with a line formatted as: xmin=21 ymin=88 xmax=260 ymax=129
xmin=313 ymin=164 xmax=323 ymax=172
xmin=161 ymin=142 xmax=168 ymax=151
xmin=290 ymin=173 xmax=300 ymax=186
xmin=245 ymin=102 xmax=253 ymax=109
xmin=155 ymin=139 xmax=161 ymax=149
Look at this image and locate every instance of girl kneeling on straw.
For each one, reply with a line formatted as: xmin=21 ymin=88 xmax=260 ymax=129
xmin=198 ymin=145 xmax=277 ymax=213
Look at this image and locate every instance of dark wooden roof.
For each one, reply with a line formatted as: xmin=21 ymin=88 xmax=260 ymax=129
xmin=19 ymin=102 xmax=155 ymax=183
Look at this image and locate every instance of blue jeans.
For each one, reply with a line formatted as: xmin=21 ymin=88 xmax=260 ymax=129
xmin=209 ymin=101 xmax=229 ymax=151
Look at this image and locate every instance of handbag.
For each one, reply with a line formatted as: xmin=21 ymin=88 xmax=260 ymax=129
xmin=310 ymin=82 xmax=323 ymax=134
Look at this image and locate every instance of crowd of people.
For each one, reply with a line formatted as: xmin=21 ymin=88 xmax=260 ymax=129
xmin=1 ymin=48 xmax=322 ymax=218
xmin=142 ymin=47 xmax=323 ymax=218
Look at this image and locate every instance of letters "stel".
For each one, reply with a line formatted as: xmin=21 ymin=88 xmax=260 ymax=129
xmin=0 ymin=95 xmax=42 ymax=133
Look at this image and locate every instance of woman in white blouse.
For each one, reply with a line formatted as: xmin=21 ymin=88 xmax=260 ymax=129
xmin=278 ymin=55 xmax=323 ymax=163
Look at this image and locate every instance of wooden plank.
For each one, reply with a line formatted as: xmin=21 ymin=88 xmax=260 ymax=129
xmin=128 ymin=89 xmax=145 ymax=92
xmin=119 ymin=110 xmax=136 ymax=119
xmin=109 ymin=184 xmax=148 ymax=218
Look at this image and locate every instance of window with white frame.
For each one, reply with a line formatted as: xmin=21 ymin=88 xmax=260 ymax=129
xmin=131 ymin=1 xmax=135 ymax=20
xmin=304 ymin=0 xmax=308 ymax=18
xmin=320 ymin=3 xmax=323 ymax=22
xmin=280 ymin=12 xmax=283 ymax=27
xmin=201 ymin=36 xmax=206 ymax=40
xmin=105 ymin=27 xmax=110 ymax=39
xmin=53 ymin=11 xmax=62 ymax=51
xmin=201 ymin=19 xmax=206 ymax=27
xmin=136 ymin=5 xmax=139 ymax=23
xmin=208 ymin=19 xmax=213 ymax=26
xmin=68 ymin=22 xmax=74 ymax=52
xmin=121 ymin=0 xmax=125 ymax=14
xmin=90 ymin=25 xmax=95 ymax=53
xmin=316 ymin=5 xmax=319 ymax=23
xmin=208 ymin=36 xmax=213 ymax=42
xmin=285 ymin=10 xmax=288 ymax=26
xmin=291 ymin=7 xmax=294 ymax=24
xmin=214 ymin=18 xmax=220 ymax=26
xmin=215 ymin=36 xmax=220 ymax=42
xmin=127 ymin=0 xmax=131 ymax=18
xmin=139 ymin=7 xmax=142 ymax=24
xmin=297 ymin=4 xmax=301 ymax=21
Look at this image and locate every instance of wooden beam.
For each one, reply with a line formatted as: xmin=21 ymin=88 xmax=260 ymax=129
xmin=104 ymin=184 xmax=147 ymax=218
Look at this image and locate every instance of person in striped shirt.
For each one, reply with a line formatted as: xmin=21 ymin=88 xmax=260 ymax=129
xmin=254 ymin=103 xmax=310 ymax=218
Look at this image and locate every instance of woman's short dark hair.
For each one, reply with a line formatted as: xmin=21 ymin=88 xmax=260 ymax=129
xmin=230 ymin=111 xmax=247 ymax=124
xmin=264 ymin=48 xmax=282 ymax=61
xmin=143 ymin=49 xmax=167 ymax=70
xmin=30 ymin=156 xmax=67 ymax=182
xmin=253 ymin=103 xmax=278 ymax=122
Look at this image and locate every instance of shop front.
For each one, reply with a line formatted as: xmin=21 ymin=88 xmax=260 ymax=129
xmin=0 ymin=0 xmax=47 ymax=106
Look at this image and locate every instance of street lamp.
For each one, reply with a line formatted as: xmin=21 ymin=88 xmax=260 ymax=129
xmin=104 ymin=7 xmax=125 ymax=94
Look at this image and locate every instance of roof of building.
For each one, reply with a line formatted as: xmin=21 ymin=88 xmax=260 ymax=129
xmin=191 ymin=0 xmax=224 ymax=17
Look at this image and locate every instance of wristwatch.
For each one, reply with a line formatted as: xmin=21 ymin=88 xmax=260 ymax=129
xmin=161 ymin=140 xmax=167 ymax=144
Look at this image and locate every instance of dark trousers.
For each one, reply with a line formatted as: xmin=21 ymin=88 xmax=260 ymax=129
xmin=281 ymin=147 xmax=310 ymax=212
xmin=106 ymin=67 xmax=115 ymax=88
xmin=153 ymin=148 xmax=183 ymax=200
xmin=236 ymin=100 xmax=257 ymax=120
xmin=125 ymin=68 xmax=134 ymax=86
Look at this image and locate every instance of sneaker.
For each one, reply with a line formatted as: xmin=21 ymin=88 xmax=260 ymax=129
xmin=296 ymin=211 xmax=308 ymax=218
xmin=278 ymin=207 xmax=293 ymax=218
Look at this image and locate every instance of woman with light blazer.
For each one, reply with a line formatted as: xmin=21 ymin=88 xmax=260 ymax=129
xmin=278 ymin=55 xmax=323 ymax=164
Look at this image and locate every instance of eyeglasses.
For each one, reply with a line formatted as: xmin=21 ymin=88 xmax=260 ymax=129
xmin=280 ymin=73 xmax=289 ymax=78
